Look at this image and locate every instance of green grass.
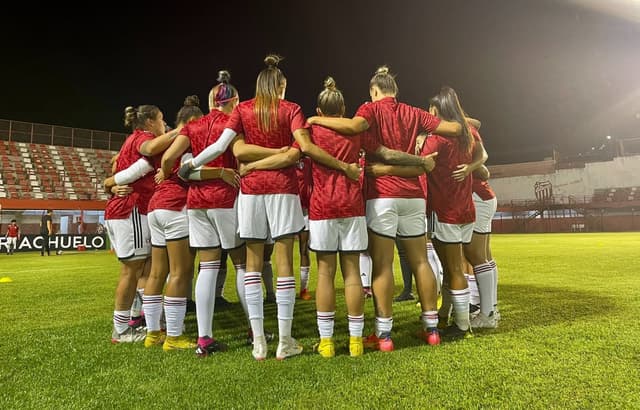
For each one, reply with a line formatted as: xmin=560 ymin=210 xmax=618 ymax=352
xmin=1 ymin=233 xmax=640 ymax=409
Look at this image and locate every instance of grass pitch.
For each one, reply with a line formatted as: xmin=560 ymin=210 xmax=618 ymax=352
xmin=1 ymin=233 xmax=639 ymax=409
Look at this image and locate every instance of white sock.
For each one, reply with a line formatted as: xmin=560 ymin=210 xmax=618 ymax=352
xmin=467 ymin=274 xmax=480 ymax=306
xmin=359 ymin=253 xmax=372 ymax=287
xmin=113 ymin=310 xmax=130 ymax=334
xmin=421 ymin=310 xmax=439 ymax=330
xmin=195 ymin=261 xmax=220 ymax=338
xmin=142 ymin=294 xmax=163 ymax=332
xmin=130 ymin=288 xmax=144 ymax=317
xmin=317 ymin=311 xmax=335 ymax=338
xmin=244 ymin=271 xmax=264 ymax=337
xmin=375 ymin=316 xmax=393 ymax=338
xmin=234 ymin=263 xmax=248 ymax=319
xmin=300 ymin=266 xmax=310 ymax=292
xmin=450 ymin=288 xmax=470 ymax=331
xmin=426 ymin=242 xmax=443 ymax=293
xmin=164 ymin=296 xmax=186 ymax=337
xmin=348 ymin=314 xmax=365 ymax=337
xmin=262 ymin=261 xmax=275 ymax=298
xmin=474 ymin=262 xmax=494 ymax=316
xmin=276 ymin=276 xmax=296 ymax=339
xmin=489 ymin=259 xmax=499 ymax=311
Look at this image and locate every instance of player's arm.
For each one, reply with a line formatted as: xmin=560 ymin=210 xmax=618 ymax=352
xmin=306 ymin=116 xmax=369 ymax=135
xmin=231 ymin=134 xmax=289 ymax=162
xmin=239 ymin=147 xmax=302 ymax=176
xmin=473 ymin=165 xmax=490 ymax=181
xmin=452 ymin=142 xmax=488 ymax=182
xmin=47 ymin=219 xmax=52 ymax=235
xmin=138 ymin=128 xmax=182 ymax=157
xmin=375 ymin=146 xmax=438 ymax=173
xmin=365 ymin=163 xmax=426 ymax=178
xmin=104 ymin=157 xmax=154 ymax=190
xmin=160 ymin=135 xmax=191 ymax=179
xmin=293 ymin=128 xmax=360 ymax=181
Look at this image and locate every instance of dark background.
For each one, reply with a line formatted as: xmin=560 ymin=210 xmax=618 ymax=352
xmin=2 ymin=0 xmax=639 ymax=163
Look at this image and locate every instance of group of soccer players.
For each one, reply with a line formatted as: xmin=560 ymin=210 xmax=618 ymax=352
xmin=103 ymin=54 xmax=499 ymax=360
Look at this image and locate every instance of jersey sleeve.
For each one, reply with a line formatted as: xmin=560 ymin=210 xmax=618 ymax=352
xmin=355 ymin=102 xmax=375 ymax=127
xmin=289 ymin=104 xmax=307 ymax=134
xmin=418 ymin=109 xmax=442 ymax=134
xmin=225 ymin=106 xmax=244 ymax=134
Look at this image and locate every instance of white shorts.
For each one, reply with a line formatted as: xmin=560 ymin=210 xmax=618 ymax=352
xmin=428 ymin=212 xmax=473 ymax=244
xmin=309 ymin=217 xmax=368 ymax=252
xmin=188 ymin=206 xmax=243 ymax=250
xmin=238 ymin=193 xmax=305 ymax=240
xmin=105 ymin=208 xmax=151 ymax=260
xmin=302 ymin=210 xmax=309 ymax=232
xmin=147 ymin=208 xmax=189 ymax=247
xmin=6 ymin=237 xmax=17 ymax=249
xmin=472 ymin=193 xmax=497 ymax=234
xmin=366 ymin=198 xmax=426 ymax=238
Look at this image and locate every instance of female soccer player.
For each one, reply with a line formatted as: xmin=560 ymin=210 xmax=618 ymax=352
xmin=422 ymin=86 xmax=486 ymax=340
xmin=308 ymin=66 xmax=467 ymax=349
xmin=180 ymin=55 xmax=359 ymax=360
xmin=104 ymin=104 xmax=180 ymax=343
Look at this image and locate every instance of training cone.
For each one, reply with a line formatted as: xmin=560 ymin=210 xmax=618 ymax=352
xmin=0 ymin=277 xmax=13 ymax=283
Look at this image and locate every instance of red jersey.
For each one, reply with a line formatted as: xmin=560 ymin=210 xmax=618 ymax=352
xmin=422 ymin=133 xmax=475 ymax=225
xmin=296 ymin=156 xmax=313 ymax=210
xmin=182 ymin=111 xmax=238 ymax=209
xmin=6 ymin=225 xmax=19 ymax=237
xmin=468 ymin=127 xmax=495 ymax=200
xmin=309 ymin=125 xmax=364 ymax=220
xmin=105 ymin=130 xmax=155 ymax=219
xmin=147 ymin=154 xmax=188 ymax=212
xmin=226 ymin=98 xmax=306 ymax=195
xmin=356 ymin=97 xmax=441 ymax=200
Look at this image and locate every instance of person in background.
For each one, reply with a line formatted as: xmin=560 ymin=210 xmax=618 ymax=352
xmin=5 ymin=219 xmax=20 ymax=255
xmin=40 ymin=210 xmax=53 ymax=256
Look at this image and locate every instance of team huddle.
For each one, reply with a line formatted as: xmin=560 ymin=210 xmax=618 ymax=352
xmin=103 ymin=54 xmax=499 ymax=360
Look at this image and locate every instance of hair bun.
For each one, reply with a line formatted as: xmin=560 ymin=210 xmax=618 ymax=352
xmin=217 ymin=70 xmax=231 ymax=84
xmin=375 ymin=65 xmax=390 ymax=75
xmin=264 ymin=54 xmax=283 ymax=68
xmin=124 ymin=106 xmax=136 ymax=115
xmin=184 ymin=95 xmax=200 ymax=107
xmin=323 ymin=76 xmax=337 ymax=91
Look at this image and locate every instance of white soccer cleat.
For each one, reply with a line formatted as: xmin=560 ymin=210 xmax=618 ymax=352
xmin=276 ymin=336 xmax=303 ymax=360
xmin=111 ymin=326 xmax=146 ymax=343
xmin=470 ymin=312 xmax=498 ymax=329
xmin=252 ymin=335 xmax=268 ymax=361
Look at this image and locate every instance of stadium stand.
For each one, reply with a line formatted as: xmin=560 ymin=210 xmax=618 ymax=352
xmin=0 ymin=140 xmax=116 ymax=200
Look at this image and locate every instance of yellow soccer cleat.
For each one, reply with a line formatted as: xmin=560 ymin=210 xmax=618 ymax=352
xmin=162 ymin=335 xmax=197 ymax=352
xmin=144 ymin=330 xmax=166 ymax=348
xmin=349 ymin=336 xmax=364 ymax=357
xmin=315 ymin=337 xmax=335 ymax=358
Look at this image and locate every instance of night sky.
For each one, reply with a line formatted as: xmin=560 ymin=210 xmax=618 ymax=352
xmin=2 ymin=0 xmax=639 ymax=164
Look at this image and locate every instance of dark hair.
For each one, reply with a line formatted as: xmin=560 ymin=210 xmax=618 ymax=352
xmin=369 ymin=65 xmax=398 ymax=96
xmin=209 ymin=70 xmax=239 ymax=109
xmin=123 ymin=105 xmax=161 ymax=131
xmin=317 ymin=76 xmax=345 ymax=117
xmin=254 ymin=54 xmax=286 ymax=132
xmin=429 ymin=86 xmax=473 ymax=153
xmin=175 ymin=95 xmax=203 ymax=127
xmin=10 ymin=219 xmax=16 ymax=223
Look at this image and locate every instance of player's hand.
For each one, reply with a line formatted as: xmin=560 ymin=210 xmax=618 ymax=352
xmin=238 ymin=162 xmax=253 ymax=177
xmin=415 ymin=135 xmax=427 ymax=155
xmin=452 ymin=163 xmax=471 ymax=182
xmin=344 ymin=162 xmax=360 ymax=181
xmin=177 ymin=158 xmax=194 ymax=181
xmin=278 ymin=146 xmax=290 ymax=153
xmin=112 ymin=185 xmax=133 ymax=197
xmin=306 ymin=116 xmax=319 ymax=125
xmin=422 ymin=152 xmax=438 ymax=173
xmin=365 ymin=163 xmax=389 ymax=177
xmin=221 ymin=168 xmax=241 ymax=188
xmin=154 ymin=168 xmax=166 ymax=184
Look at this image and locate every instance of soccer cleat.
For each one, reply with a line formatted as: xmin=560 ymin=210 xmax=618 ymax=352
xmin=276 ymin=336 xmax=303 ymax=360
xmin=470 ymin=312 xmax=498 ymax=329
xmin=437 ymin=315 xmax=450 ymax=331
xmin=349 ymin=336 xmax=364 ymax=357
xmin=111 ymin=326 xmax=146 ymax=344
xmin=469 ymin=304 xmax=481 ymax=321
xmin=378 ymin=336 xmax=394 ymax=352
xmin=363 ymin=333 xmax=380 ymax=350
xmin=362 ymin=287 xmax=373 ymax=299
xmin=162 ymin=335 xmax=197 ymax=351
xmin=144 ymin=330 xmax=166 ymax=348
xmin=493 ymin=308 xmax=501 ymax=322
xmin=195 ymin=337 xmax=228 ymax=357
xmin=252 ymin=335 xmax=268 ymax=361
xmin=299 ymin=289 xmax=312 ymax=301
xmin=441 ymin=324 xmax=473 ymax=341
xmin=363 ymin=333 xmax=394 ymax=352
xmin=315 ymin=337 xmax=335 ymax=358
xmin=421 ymin=328 xmax=441 ymax=346
xmin=393 ymin=292 xmax=415 ymax=302
xmin=128 ymin=315 xmax=145 ymax=328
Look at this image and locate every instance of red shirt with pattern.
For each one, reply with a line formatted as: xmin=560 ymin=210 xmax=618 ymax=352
xmin=183 ymin=110 xmax=238 ymax=209
xmin=356 ymin=97 xmax=441 ymax=200
xmin=105 ymin=130 xmax=155 ymax=219
xmin=422 ymin=131 xmax=476 ymax=225
xmin=296 ymin=156 xmax=313 ymax=210
xmin=309 ymin=125 xmax=364 ymax=220
xmin=6 ymin=224 xmax=19 ymax=237
xmin=226 ymin=98 xmax=305 ymax=195
xmin=469 ymin=128 xmax=495 ymax=200
xmin=147 ymin=154 xmax=188 ymax=212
